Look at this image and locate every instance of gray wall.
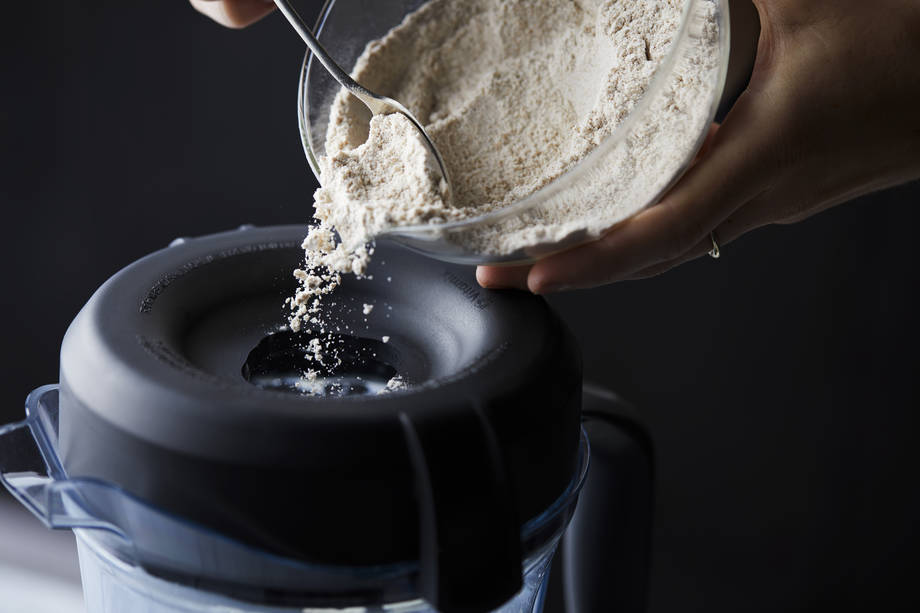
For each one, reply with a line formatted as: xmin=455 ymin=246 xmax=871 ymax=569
xmin=1 ymin=3 xmax=917 ymax=612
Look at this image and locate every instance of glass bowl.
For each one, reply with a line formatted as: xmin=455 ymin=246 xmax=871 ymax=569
xmin=299 ymin=0 xmax=730 ymax=265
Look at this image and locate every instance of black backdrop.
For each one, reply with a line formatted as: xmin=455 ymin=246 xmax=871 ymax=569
xmin=1 ymin=3 xmax=918 ymax=612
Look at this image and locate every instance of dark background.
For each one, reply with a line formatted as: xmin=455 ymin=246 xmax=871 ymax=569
xmin=1 ymin=2 xmax=917 ymax=612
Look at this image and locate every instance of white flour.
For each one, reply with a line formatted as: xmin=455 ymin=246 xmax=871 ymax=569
xmin=291 ymin=0 xmax=720 ymax=354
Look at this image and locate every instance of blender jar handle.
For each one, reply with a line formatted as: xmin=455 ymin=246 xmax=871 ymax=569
xmin=0 ymin=385 xmax=124 ymax=536
xmin=562 ymin=384 xmax=655 ymax=613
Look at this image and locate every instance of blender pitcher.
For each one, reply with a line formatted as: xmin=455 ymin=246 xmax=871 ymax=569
xmin=0 ymin=226 xmax=652 ymax=613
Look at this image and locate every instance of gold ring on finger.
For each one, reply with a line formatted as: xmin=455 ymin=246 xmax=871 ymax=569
xmin=708 ymin=231 xmax=721 ymax=259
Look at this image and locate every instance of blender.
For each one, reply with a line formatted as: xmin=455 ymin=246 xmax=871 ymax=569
xmin=0 ymin=225 xmax=653 ymax=612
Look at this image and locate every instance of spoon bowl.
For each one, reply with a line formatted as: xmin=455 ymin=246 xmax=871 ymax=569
xmin=273 ymin=0 xmax=452 ymax=200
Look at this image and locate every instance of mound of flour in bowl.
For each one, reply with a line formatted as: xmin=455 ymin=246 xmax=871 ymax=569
xmin=291 ymin=0 xmax=720 ymax=330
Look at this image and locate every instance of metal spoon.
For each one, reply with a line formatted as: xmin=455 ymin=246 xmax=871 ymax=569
xmin=273 ymin=0 xmax=452 ymax=199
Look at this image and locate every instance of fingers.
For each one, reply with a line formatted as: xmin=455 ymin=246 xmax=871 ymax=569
xmin=624 ymin=234 xmax=717 ymax=281
xmin=623 ymin=219 xmax=736 ymax=281
xmin=624 ymin=188 xmax=778 ymax=280
xmin=523 ymin=92 xmax=781 ymax=293
xmin=476 ymin=263 xmax=532 ymax=291
xmin=190 ymin=0 xmax=276 ymax=28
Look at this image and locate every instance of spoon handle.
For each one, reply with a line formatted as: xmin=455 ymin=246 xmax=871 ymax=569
xmin=273 ymin=0 xmax=388 ymax=114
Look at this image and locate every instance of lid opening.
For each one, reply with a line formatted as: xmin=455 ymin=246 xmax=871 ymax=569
xmin=242 ymin=330 xmax=402 ymax=397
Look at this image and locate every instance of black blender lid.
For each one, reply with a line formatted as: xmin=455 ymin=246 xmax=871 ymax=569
xmin=57 ymin=225 xmax=582 ymax=612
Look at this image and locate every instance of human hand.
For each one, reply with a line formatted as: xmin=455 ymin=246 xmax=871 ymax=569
xmin=477 ymin=0 xmax=920 ymax=294
xmin=190 ymin=0 xmax=275 ymax=28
